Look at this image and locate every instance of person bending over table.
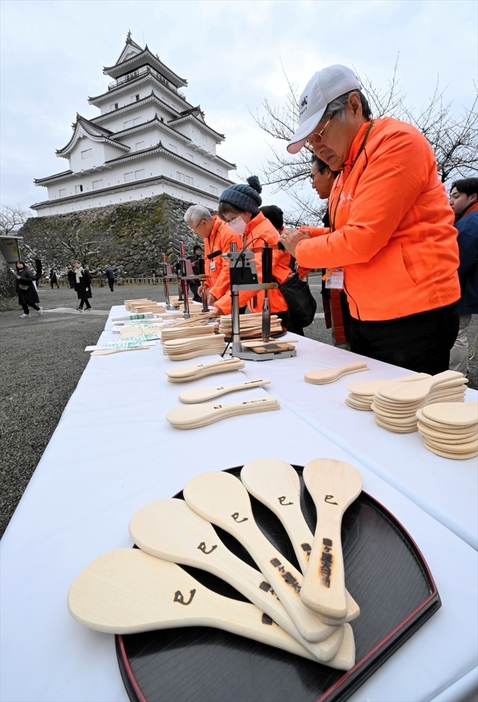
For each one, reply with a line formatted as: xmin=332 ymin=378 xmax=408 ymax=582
xmin=210 ymin=176 xmax=301 ymax=334
xmin=184 ymin=205 xmax=242 ymax=308
xmin=279 ymin=65 xmax=460 ymax=375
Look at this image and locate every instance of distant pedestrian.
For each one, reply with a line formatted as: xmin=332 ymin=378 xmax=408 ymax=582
xmin=67 ymin=267 xmax=75 ymax=288
xmin=15 ymin=261 xmax=42 ymax=318
xmin=49 ymin=268 xmax=59 ymax=289
xmin=105 ymin=265 xmax=115 ymax=292
xmin=73 ymin=260 xmax=92 ymax=311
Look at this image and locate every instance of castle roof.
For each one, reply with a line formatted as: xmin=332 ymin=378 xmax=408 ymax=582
xmin=103 ymin=31 xmax=187 ymax=88
xmin=56 ymin=115 xmax=130 ymax=158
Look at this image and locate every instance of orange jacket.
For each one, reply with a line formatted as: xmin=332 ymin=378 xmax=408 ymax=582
xmin=295 ymin=117 xmax=460 ymax=321
xmin=202 ymin=216 xmax=242 ymax=300
xmin=215 ymin=212 xmax=291 ymax=315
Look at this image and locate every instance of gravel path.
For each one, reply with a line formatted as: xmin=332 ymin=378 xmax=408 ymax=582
xmin=1 ymin=282 xmax=476 ymax=537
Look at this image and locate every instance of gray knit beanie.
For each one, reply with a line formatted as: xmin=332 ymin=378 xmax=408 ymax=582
xmin=219 ymin=176 xmax=263 ymax=215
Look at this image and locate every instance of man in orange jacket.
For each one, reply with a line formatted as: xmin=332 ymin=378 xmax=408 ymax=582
xmin=184 ymin=205 xmax=242 ymax=308
xmin=279 ymin=65 xmax=460 ymax=374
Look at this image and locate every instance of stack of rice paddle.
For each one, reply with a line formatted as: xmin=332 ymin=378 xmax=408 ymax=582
xmin=166 ymin=357 xmax=245 ymax=383
xmin=370 ymin=370 xmax=468 ymax=433
xmin=166 ymin=395 xmax=281 ymax=429
xmin=346 ymin=373 xmax=431 ymax=410
xmin=416 ymin=401 xmax=478 ymax=459
xmin=218 ymin=313 xmax=283 ymax=339
xmin=162 ymin=333 xmax=227 ymax=361
xmin=67 ymin=458 xmax=361 ymax=670
xmin=124 ymin=299 xmax=166 ymax=314
xmin=161 ymin=325 xmax=217 ymax=342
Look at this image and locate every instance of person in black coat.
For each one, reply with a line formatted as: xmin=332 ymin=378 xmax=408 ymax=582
xmin=73 ymin=260 xmax=92 ymax=311
xmin=104 ymin=265 xmax=115 ymax=292
xmin=15 ymin=261 xmax=42 ymax=318
xmin=67 ymin=267 xmax=76 ymax=289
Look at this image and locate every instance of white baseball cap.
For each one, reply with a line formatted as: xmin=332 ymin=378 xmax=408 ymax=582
xmin=286 ymin=65 xmax=361 ymax=154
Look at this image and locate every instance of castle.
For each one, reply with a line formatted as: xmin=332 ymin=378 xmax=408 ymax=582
xmin=31 ymin=32 xmax=235 ymax=216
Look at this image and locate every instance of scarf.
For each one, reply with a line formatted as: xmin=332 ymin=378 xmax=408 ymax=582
xmin=75 ymin=268 xmax=83 ymax=284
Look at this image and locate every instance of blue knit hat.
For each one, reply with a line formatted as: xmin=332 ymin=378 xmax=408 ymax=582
xmin=219 ymin=176 xmax=262 ymax=215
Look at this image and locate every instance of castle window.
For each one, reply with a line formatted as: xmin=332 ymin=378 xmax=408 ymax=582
xmin=135 ymin=141 xmax=145 ymax=151
xmin=135 ymin=169 xmax=144 ymax=180
xmin=209 ymin=186 xmax=218 ymax=195
xmin=110 ymin=103 xmax=119 ymax=111
xmin=81 ymin=148 xmax=93 ymax=160
xmin=92 ymin=179 xmax=103 ymax=189
xmin=75 ymin=185 xmax=83 ymax=193
xmin=59 ymin=188 xmax=66 ymax=197
xmin=124 ymin=171 xmax=134 ymax=182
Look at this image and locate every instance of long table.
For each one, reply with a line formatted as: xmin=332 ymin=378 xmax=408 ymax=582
xmin=1 ymin=306 xmax=477 ymax=702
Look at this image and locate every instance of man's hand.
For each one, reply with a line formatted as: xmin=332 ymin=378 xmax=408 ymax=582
xmin=278 ymin=228 xmax=311 ymax=257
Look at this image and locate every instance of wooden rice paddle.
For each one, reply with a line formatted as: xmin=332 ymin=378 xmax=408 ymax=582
xmin=178 ymin=378 xmax=271 ymax=403
xmin=166 ymin=358 xmax=245 ymax=383
xmin=183 ymin=470 xmax=342 ymax=645
xmin=129 ymin=499 xmax=352 ymax=667
xmin=91 ymin=346 xmax=150 ymax=356
xmin=68 ymin=549 xmax=323 ymax=661
xmin=240 ymin=458 xmax=359 ymax=624
xmin=301 ymin=459 xmax=363 ymax=619
xmin=377 ymin=370 xmax=464 ymax=403
xmin=304 ymin=362 xmax=368 ymax=385
xmin=166 ymin=396 xmax=280 ymax=429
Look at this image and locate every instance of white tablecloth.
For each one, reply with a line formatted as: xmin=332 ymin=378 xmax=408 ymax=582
xmin=1 ymin=306 xmax=477 ymax=702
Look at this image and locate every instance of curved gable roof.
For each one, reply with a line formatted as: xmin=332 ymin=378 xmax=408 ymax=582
xmin=56 ymin=115 xmax=130 ymax=157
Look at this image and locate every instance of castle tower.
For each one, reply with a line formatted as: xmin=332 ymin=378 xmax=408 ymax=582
xmin=31 ymin=33 xmax=235 ymax=215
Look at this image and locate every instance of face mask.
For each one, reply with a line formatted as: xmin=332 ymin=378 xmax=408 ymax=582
xmin=229 ymin=216 xmax=247 ymax=236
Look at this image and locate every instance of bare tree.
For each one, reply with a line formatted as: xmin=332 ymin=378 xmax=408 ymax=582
xmin=252 ymin=61 xmax=478 ymax=220
xmin=0 ymin=205 xmax=31 ymax=236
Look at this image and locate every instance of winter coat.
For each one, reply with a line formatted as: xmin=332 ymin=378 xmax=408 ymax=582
xmin=455 ymin=202 xmax=478 ymax=315
xmin=295 ymin=117 xmax=460 ymax=321
xmin=201 ymin=216 xmax=242 ymax=300
xmin=74 ymin=268 xmax=92 ymax=299
xmin=16 ymin=268 xmax=40 ymax=306
xmin=215 ymin=212 xmax=291 ymax=315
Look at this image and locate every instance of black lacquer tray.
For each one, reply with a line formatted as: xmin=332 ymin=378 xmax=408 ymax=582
xmin=116 ymin=465 xmax=440 ymax=702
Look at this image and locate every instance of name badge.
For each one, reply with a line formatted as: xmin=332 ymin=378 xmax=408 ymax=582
xmin=210 ymin=262 xmax=216 ymax=272
xmin=325 ymin=268 xmax=344 ymax=289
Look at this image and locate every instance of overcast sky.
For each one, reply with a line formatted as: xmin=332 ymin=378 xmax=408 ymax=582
xmin=1 ymin=0 xmax=477 ymax=217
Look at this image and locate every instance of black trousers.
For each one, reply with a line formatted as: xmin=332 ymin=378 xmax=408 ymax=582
xmin=78 ymin=295 xmax=91 ymax=309
xmin=21 ymin=302 xmax=40 ymax=314
xmin=349 ymin=303 xmax=459 ymax=375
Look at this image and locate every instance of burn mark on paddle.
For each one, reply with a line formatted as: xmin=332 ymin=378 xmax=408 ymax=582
xmin=261 ymin=613 xmax=274 ymax=625
xmin=278 ymin=496 xmax=293 ymax=506
xmin=231 ymin=512 xmax=248 ymax=523
xmin=197 ymin=541 xmax=217 ymax=555
xmin=259 ymin=581 xmax=278 ymax=599
xmin=301 ymin=542 xmax=312 ymax=559
xmin=174 ymin=589 xmax=196 ymax=605
xmin=270 ymin=558 xmax=301 ymax=593
xmin=320 ymin=538 xmax=333 ymax=587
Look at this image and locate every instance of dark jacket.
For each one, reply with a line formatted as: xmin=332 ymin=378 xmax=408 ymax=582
xmin=456 ymin=202 xmax=478 ymax=315
xmin=74 ymin=268 xmax=92 ymax=299
xmin=16 ymin=268 xmax=40 ymax=305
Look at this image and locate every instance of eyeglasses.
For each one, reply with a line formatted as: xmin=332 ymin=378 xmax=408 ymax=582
xmin=306 ymin=115 xmax=334 ymax=147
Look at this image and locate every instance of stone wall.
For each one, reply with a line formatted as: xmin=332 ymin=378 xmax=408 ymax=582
xmin=17 ymin=193 xmax=206 ymax=279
